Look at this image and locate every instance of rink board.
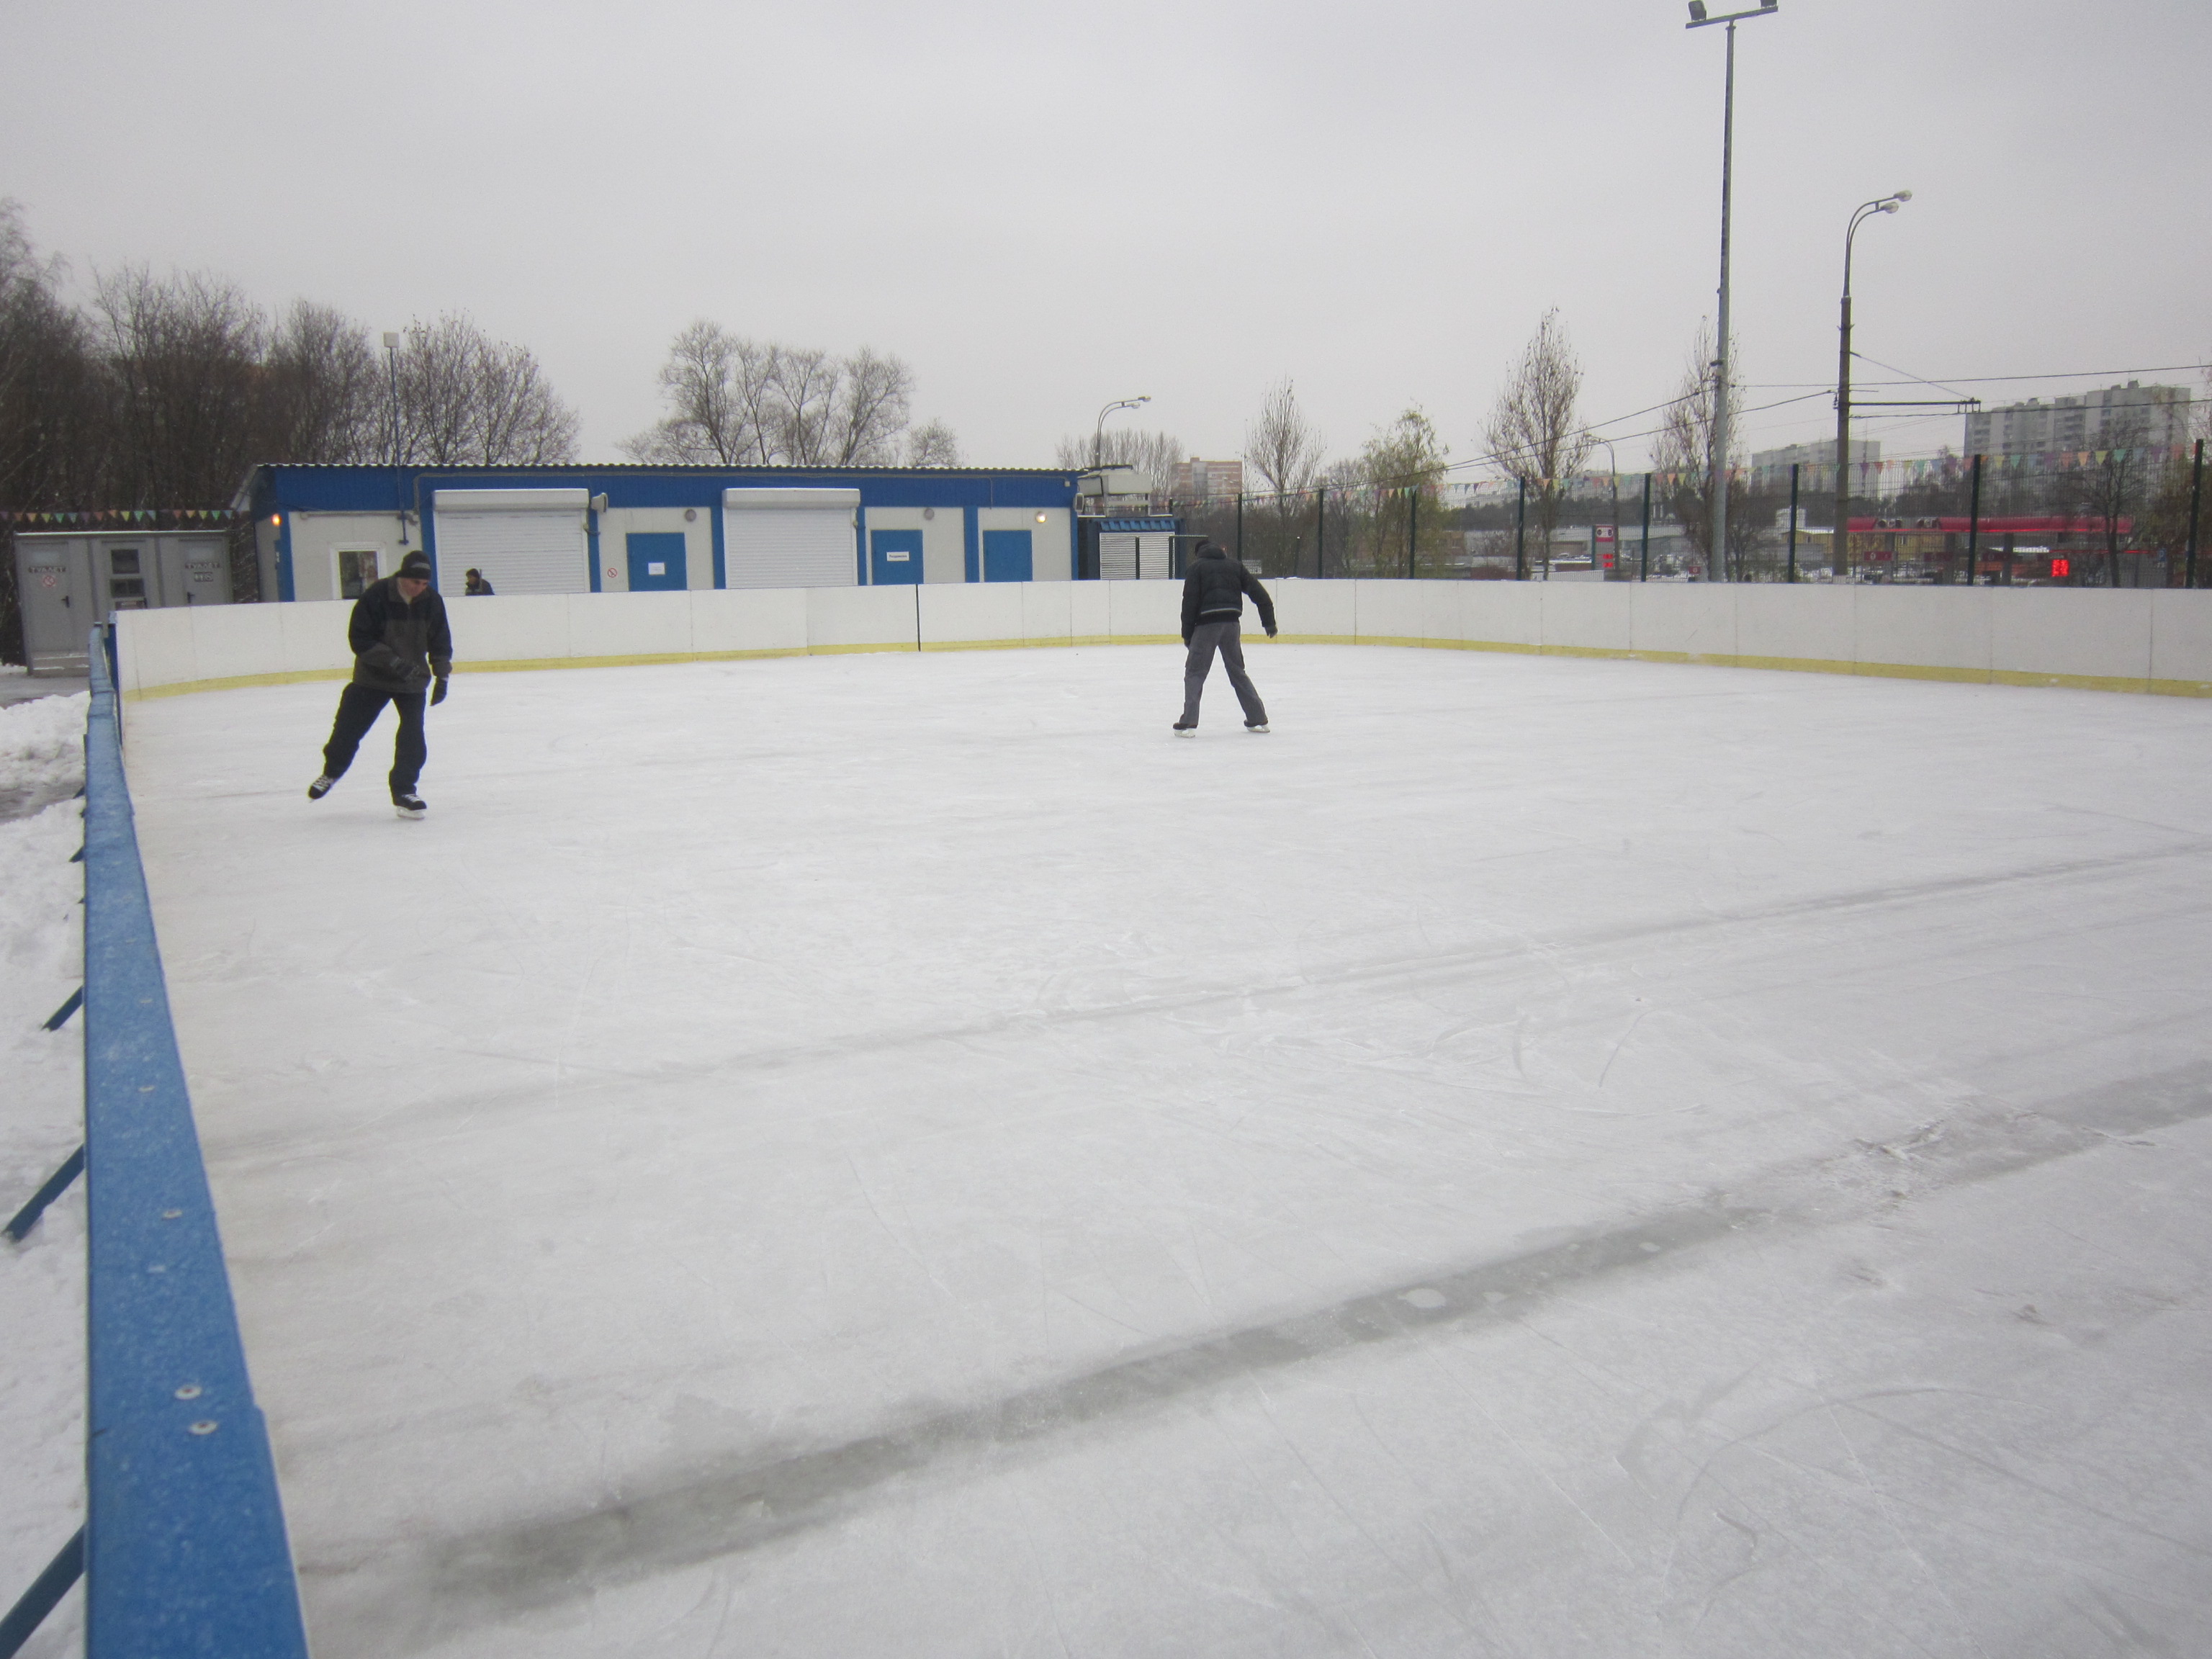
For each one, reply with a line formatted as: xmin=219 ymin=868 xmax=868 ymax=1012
xmin=121 ymin=645 xmax=2212 ymax=1658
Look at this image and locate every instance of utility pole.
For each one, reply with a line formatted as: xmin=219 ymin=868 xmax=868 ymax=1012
xmin=1786 ymin=462 xmax=1799 ymax=581
xmin=1515 ymin=476 xmax=1527 ymax=580
xmin=1407 ymin=487 xmax=1418 ymax=578
xmin=1639 ymin=472 xmax=1653 ymax=580
xmin=1965 ymin=454 xmax=1982 ymax=585
xmin=2187 ymin=439 xmax=2203 ymax=589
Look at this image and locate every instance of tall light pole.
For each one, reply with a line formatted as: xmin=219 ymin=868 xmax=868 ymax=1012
xmin=1833 ymin=192 xmax=1910 ymax=579
xmin=382 ymin=331 xmax=405 ymax=546
xmin=1686 ymin=0 xmax=1778 ymax=583
xmin=1092 ymin=395 xmax=1150 ymax=470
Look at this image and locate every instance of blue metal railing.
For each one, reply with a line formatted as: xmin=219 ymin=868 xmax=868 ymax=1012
xmin=5 ymin=628 xmax=310 ymax=1656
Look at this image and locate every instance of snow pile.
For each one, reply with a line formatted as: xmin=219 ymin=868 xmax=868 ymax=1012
xmin=0 ymin=691 xmax=89 ymax=822
xmin=0 ymin=739 xmax=86 ymax=1653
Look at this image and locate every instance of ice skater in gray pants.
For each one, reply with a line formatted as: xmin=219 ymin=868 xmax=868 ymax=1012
xmin=1174 ymin=541 xmax=1276 ymax=734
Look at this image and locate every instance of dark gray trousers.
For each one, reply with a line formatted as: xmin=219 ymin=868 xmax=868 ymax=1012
xmin=1181 ymin=620 xmax=1268 ymax=727
xmin=323 ymin=684 xmax=427 ymax=798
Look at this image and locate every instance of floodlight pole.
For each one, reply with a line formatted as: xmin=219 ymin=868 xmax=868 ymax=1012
xmin=1687 ymin=0 xmax=1777 ymax=584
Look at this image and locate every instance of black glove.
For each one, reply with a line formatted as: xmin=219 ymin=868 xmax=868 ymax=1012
xmin=430 ymin=676 xmax=449 ymax=706
xmin=1265 ymin=624 xmax=1278 ymax=638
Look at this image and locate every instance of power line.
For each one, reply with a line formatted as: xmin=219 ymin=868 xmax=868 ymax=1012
xmin=1743 ymin=360 xmax=2207 ymax=391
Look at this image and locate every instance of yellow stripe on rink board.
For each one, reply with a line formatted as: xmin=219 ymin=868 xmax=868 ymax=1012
xmin=118 ymin=633 xmax=2212 ymax=701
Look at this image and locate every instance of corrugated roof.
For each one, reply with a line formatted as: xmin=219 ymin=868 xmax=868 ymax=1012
xmin=248 ymin=462 xmax=1075 ymax=476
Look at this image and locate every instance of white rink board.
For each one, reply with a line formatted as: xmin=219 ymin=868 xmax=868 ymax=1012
xmin=124 ymin=647 xmax=2212 ymax=1658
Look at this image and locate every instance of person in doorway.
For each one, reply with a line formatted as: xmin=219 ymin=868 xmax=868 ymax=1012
xmin=307 ymin=550 xmax=451 ymax=819
xmin=1175 ymin=540 xmax=1276 ymax=734
xmin=464 ymin=568 xmax=495 ymax=596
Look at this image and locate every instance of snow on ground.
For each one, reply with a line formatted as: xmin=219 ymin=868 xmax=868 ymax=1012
xmin=122 ymin=643 xmax=2212 ymax=1658
xmin=0 ymin=691 xmax=89 ymax=817
xmin=0 ymin=696 xmax=86 ymax=1658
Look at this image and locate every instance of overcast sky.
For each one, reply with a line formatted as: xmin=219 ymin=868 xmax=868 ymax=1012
xmin=8 ymin=0 xmax=2208 ymax=474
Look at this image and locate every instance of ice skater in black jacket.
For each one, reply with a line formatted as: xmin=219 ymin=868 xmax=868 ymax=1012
xmin=1175 ymin=541 xmax=1276 ymax=734
xmin=307 ymin=550 xmax=453 ymax=819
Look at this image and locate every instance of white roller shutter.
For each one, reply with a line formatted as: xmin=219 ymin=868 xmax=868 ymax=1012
xmin=723 ymin=488 xmax=859 ymax=590
xmin=1100 ymin=534 xmax=1173 ymax=580
xmin=433 ymin=489 xmax=590 ymax=595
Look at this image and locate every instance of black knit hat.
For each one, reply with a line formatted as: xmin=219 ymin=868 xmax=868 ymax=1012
xmin=397 ymin=552 xmax=433 ymax=583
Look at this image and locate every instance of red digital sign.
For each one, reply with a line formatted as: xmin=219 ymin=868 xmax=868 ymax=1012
xmin=2051 ymin=558 xmax=2071 ymax=578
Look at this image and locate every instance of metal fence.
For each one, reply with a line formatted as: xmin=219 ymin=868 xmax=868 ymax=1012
xmin=1143 ymin=439 xmax=2208 ymax=588
xmin=1 ymin=629 xmax=309 ymax=1659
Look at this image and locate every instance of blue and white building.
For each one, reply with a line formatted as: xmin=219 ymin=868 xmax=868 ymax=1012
xmin=235 ymin=464 xmax=1084 ymax=603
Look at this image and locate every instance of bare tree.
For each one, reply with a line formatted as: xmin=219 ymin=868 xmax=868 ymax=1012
xmin=904 ymin=418 xmax=962 ymax=467
xmin=626 ymin=327 xmax=941 ymax=467
xmin=813 ymin=347 xmax=914 ymax=465
xmin=1356 ymin=408 xmax=1450 ymax=574
xmin=0 ymin=201 xmax=103 ymax=509
xmin=92 ymin=264 xmax=270 ymax=507
xmin=1483 ymin=310 xmax=1591 ymax=579
xmin=2056 ymin=405 xmax=2157 ymax=586
xmin=387 ymin=313 xmax=578 ymax=466
xmin=262 ymin=300 xmax=383 ymax=464
xmin=626 ymin=319 xmax=756 ymax=463
xmin=1244 ymin=378 xmax=1326 ymax=498
xmin=1651 ymin=320 xmax=1774 ymax=580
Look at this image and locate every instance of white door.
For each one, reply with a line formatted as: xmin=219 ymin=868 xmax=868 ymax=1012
xmin=432 ymin=489 xmax=590 ymax=595
xmin=723 ymin=488 xmax=860 ymax=589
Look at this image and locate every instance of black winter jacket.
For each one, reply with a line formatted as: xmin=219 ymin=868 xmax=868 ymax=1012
xmin=349 ymin=578 xmax=453 ymax=693
xmin=1180 ymin=549 xmax=1277 ymax=643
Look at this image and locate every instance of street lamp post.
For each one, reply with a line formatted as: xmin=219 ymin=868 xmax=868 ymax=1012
xmin=1833 ymin=192 xmax=1910 ymax=579
xmin=1686 ymin=0 xmax=1778 ymax=583
xmin=1092 ymin=395 xmax=1151 ymax=470
xmin=382 ymin=331 xmax=405 ymax=545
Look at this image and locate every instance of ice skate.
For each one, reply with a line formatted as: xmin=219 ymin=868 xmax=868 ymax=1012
xmin=1172 ymin=720 xmax=1197 ymax=737
xmin=1246 ymin=722 xmax=1270 ymax=734
xmin=393 ymin=793 xmax=427 ymax=821
xmin=307 ymin=775 xmax=336 ymax=800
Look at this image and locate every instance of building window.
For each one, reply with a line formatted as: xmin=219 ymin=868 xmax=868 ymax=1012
xmin=109 ymin=548 xmax=147 ymax=607
xmin=338 ymin=549 xmax=379 ymax=598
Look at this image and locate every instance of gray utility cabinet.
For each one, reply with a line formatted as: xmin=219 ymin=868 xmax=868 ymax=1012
xmin=13 ymin=531 xmax=234 ymax=674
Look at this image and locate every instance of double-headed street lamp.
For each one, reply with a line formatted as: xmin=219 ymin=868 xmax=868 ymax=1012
xmin=1092 ymin=395 xmax=1151 ymax=470
xmin=1832 ymin=192 xmax=1910 ymax=579
xmin=1686 ymin=0 xmax=1777 ymax=583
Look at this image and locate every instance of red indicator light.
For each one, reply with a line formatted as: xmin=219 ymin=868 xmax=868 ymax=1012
xmin=2051 ymin=558 xmax=2071 ymax=578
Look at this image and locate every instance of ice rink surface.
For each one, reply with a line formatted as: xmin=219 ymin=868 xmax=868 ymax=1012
xmin=125 ymin=642 xmax=2212 ymax=1658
